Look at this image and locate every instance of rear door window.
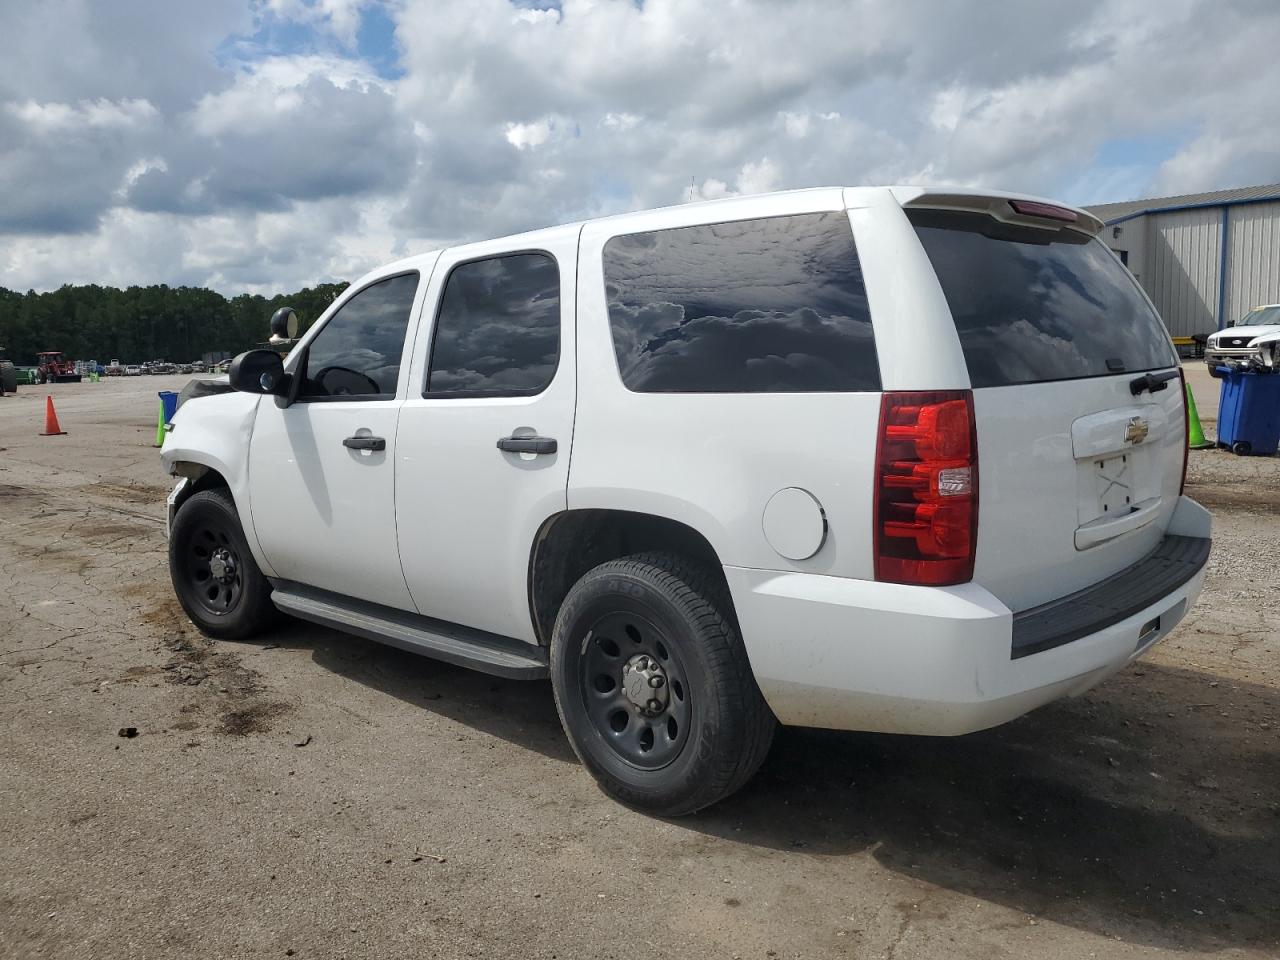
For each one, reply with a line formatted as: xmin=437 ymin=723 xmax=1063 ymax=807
xmin=426 ymin=253 xmax=560 ymax=398
xmin=908 ymin=209 xmax=1176 ymax=388
xmin=602 ymin=212 xmax=879 ymax=393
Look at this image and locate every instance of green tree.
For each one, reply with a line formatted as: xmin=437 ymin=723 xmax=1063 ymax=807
xmin=0 ymin=280 xmax=350 ymax=366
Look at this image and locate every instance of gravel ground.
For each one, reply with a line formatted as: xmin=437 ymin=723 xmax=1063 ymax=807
xmin=1 ymin=374 xmax=1277 ymax=960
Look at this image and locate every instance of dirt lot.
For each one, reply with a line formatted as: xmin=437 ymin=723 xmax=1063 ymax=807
xmin=2 ymin=373 xmax=1277 ymax=960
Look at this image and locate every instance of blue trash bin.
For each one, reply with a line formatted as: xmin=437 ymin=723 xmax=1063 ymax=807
xmin=158 ymin=390 xmax=179 ymax=425
xmin=1215 ymin=366 xmax=1280 ymax=456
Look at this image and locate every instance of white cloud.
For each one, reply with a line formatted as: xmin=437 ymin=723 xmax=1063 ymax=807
xmin=115 ymin=157 xmax=169 ymax=201
xmin=8 ymin=97 xmax=159 ymax=132
xmin=190 ymin=54 xmax=386 ymax=137
xmin=512 ymin=6 xmax=560 ymax=25
xmin=780 ymin=111 xmax=810 ymax=139
xmin=261 ymin=0 xmax=371 ymax=46
xmin=505 ymin=118 xmax=554 ymax=150
xmin=737 ymin=158 xmax=781 ymax=196
xmin=2 ymin=0 xmax=1280 ymax=294
xmin=602 ymin=112 xmax=640 ymax=131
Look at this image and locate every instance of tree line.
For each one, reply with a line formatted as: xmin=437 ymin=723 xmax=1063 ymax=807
xmin=0 ymin=281 xmax=350 ymax=365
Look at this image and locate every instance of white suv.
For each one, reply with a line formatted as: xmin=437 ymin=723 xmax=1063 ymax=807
xmin=162 ymin=186 xmax=1211 ymax=814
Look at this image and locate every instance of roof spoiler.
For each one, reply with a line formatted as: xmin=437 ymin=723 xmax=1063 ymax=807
xmin=892 ymin=189 xmax=1104 ymax=237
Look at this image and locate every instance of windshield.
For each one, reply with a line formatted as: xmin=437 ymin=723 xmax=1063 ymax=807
xmin=909 ymin=209 xmax=1176 ymax=388
xmin=1237 ymin=306 xmax=1280 ymax=327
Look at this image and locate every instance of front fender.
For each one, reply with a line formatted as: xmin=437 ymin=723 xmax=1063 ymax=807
xmin=160 ymin=391 xmax=277 ymax=578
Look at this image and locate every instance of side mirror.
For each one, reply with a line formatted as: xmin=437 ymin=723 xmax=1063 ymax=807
xmin=269 ymin=307 xmax=299 ymax=344
xmin=228 ymin=350 xmax=288 ymax=396
xmin=1225 ymin=319 xmax=1235 ymax=328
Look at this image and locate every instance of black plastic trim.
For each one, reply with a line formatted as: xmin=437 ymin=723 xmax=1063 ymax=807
xmin=496 ymin=435 xmax=557 ymax=455
xmin=1129 ymin=369 xmax=1179 ymax=395
xmin=1011 ymin=534 xmax=1211 ymax=659
xmin=269 ymin=581 xmax=549 ymax=679
xmin=343 ymin=435 xmax=386 ymax=451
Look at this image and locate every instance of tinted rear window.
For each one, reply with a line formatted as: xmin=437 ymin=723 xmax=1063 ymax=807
xmin=426 ymin=253 xmax=560 ymax=398
xmin=603 ymin=212 xmax=879 ymax=393
xmin=909 ymin=209 xmax=1176 ymax=388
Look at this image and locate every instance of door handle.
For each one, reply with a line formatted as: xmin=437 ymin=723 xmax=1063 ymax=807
xmin=496 ymin=436 xmax=557 ymax=455
xmin=343 ymin=435 xmax=386 ymax=451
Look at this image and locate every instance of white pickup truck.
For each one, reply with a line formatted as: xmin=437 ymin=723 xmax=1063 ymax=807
xmin=1205 ymin=304 xmax=1280 ymax=371
xmin=161 ymin=186 xmax=1211 ymax=814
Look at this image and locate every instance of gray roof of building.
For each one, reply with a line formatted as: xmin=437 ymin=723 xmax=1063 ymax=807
xmin=1086 ymin=183 xmax=1280 ymax=224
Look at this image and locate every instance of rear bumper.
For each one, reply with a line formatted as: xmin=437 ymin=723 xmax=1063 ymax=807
xmin=726 ymin=496 xmax=1211 ymax=736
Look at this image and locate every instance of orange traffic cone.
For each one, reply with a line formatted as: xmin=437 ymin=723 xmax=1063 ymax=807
xmin=40 ymin=395 xmax=67 ymax=436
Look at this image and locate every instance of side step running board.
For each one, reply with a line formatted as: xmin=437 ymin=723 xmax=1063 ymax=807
xmin=269 ymin=582 xmax=549 ymax=680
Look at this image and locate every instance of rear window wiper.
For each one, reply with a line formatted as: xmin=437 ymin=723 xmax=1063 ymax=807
xmin=1129 ymin=369 xmax=1180 ymax=395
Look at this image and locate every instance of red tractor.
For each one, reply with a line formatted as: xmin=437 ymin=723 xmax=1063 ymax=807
xmin=36 ymin=351 xmax=82 ymax=384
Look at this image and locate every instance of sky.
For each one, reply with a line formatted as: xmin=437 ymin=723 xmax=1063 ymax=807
xmin=1 ymin=0 xmax=1278 ymax=295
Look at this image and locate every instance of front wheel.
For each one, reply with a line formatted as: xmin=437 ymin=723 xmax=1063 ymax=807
xmin=550 ymin=552 xmax=776 ymax=816
xmin=168 ymin=488 xmax=277 ymax=640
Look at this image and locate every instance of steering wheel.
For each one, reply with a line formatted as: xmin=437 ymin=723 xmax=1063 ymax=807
xmin=311 ymin=365 xmax=381 ymax=396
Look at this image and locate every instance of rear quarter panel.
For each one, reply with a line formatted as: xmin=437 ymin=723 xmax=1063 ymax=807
xmin=571 ymin=190 xmax=882 ymax=578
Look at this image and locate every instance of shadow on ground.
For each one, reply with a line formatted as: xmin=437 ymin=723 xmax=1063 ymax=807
xmin=266 ymin=619 xmax=575 ymax=764
xmin=704 ymin=661 xmax=1279 ymax=952
xmin=263 ymin=621 xmax=1280 ymax=953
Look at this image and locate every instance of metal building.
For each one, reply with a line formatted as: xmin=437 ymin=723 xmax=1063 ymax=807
xmin=1087 ymin=183 xmax=1280 ymax=347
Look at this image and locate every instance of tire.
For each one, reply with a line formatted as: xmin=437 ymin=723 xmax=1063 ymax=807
xmin=0 ymin=361 xmax=15 ymax=395
xmin=550 ymin=552 xmax=776 ymax=816
xmin=1231 ymin=441 xmax=1252 ymax=456
xmin=168 ymin=488 xmax=277 ymax=640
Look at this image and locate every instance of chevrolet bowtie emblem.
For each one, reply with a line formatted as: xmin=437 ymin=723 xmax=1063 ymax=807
xmin=1124 ymin=416 xmax=1149 ymax=444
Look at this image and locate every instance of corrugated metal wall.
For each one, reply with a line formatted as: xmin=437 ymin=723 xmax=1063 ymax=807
xmin=1224 ymin=200 xmax=1280 ymax=323
xmin=1143 ymin=208 xmax=1222 ymax=337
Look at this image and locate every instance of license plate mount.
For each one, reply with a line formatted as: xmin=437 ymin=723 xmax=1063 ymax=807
xmin=1094 ymin=453 xmax=1134 ymax=518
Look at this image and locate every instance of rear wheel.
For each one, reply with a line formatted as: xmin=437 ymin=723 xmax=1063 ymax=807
xmin=550 ymin=552 xmax=775 ymax=816
xmin=169 ymin=488 xmax=276 ymax=640
xmin=0 ymin=361 xmax=15 ymax=395
xmin=1232 ymin=440 xmax=1252 ymax=456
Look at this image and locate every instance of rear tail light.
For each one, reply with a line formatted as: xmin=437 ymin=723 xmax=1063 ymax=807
xmin=1178 ymin=368 xmax=1189 ymax=495
xmin=874 ymin=391 xmax=978 ymax=586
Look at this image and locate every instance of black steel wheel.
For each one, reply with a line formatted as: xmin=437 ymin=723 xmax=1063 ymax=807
xmin=579 ymin=611 xmax=693 ymax=770
xmin=551 ymin=552 xmax=776 ymax=816
xmin=184 ymin=520 xmax=245 ymax=616
xmin=169 ymin=487 xmax=277 ymax=640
